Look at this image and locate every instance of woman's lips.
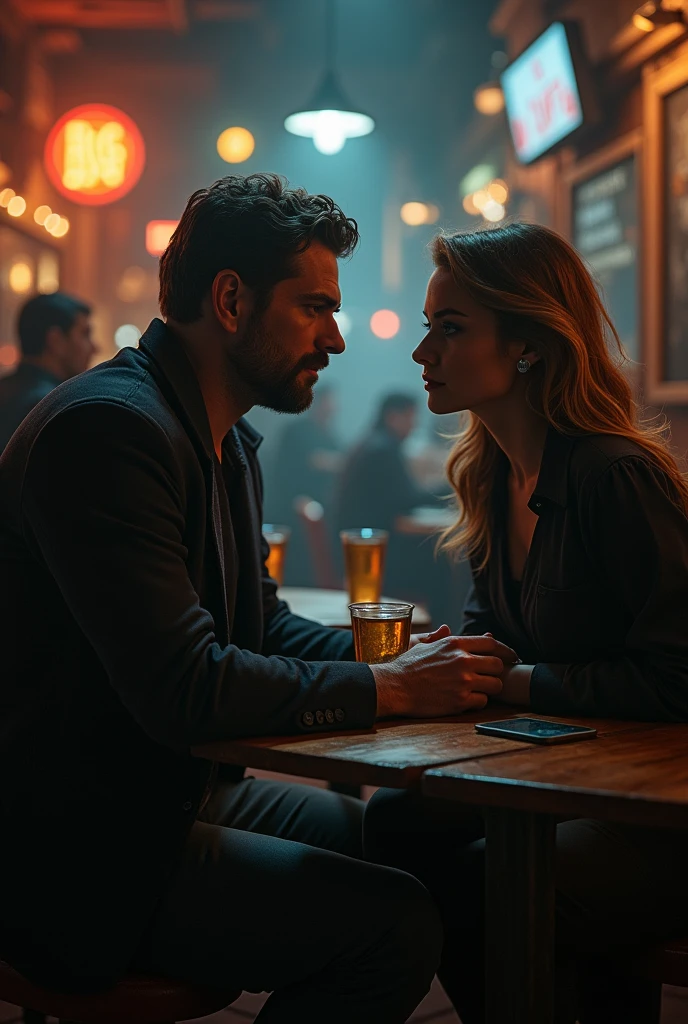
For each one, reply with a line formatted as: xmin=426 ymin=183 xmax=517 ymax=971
xmin=423 ymin=377 xmax=445 ymax=391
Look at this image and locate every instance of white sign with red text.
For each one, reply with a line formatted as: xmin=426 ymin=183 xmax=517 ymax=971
xmin=502 ymin=23 xmax=584 ymax=164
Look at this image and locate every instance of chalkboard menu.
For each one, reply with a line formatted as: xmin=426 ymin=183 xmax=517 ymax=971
xmin=664 ymin=82 xmax=688 ymax=382
xmin=572 ymin=153 xmax=638 ymax=361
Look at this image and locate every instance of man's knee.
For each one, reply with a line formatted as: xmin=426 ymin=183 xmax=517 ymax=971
xmin=380 ymin=869 xmax=444 ymax=989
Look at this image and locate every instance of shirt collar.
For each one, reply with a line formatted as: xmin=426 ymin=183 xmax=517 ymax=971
xmin=529 ymin=426 xmax=575 ymax=511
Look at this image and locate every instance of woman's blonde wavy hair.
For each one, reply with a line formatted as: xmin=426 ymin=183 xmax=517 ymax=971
xmin=434 ymin=222 xmax=688 ymax=568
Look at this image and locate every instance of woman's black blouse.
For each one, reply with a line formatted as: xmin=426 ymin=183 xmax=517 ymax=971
xmin=461 ymin=428 xmax=688 ymax=720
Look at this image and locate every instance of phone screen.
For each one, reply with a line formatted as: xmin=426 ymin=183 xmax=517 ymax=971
xmin=480 ymin=718 xmax=593 ymax=738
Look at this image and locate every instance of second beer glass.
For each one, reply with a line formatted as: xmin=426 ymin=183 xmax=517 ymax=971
xmin=340 ymin=528 xmax=388 ymax=603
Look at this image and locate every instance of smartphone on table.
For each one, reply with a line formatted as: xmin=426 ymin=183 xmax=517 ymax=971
xmin=475 ymin=717 xmax=597 ymax=745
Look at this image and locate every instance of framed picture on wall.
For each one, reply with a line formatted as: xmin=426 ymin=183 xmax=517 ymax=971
xmin=644 ymin=49 xmax=688 ymax=403
xmin=563 ymin=130 xmax=642 ymax=367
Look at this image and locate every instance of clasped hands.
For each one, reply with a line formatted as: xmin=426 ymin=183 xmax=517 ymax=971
xmin=373 ymin=624 xmax=531 ymax=719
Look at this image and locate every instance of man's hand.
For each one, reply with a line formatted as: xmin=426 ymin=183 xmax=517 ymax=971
xmin=372 ymin=633 xmax=519 ymax=719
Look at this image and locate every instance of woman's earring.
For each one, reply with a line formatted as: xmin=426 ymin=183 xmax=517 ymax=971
xmin=517 ymin=358 xmax=531 ymax=374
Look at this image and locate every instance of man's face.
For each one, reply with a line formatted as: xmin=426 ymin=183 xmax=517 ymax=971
xmin=49 ymin=312 xmax=97 ymax=380
xmin=230 ymin=241 xmax=345 ymax=414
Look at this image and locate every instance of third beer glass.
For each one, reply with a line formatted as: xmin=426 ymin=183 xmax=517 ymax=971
xmin=340 ymin=528 xmax=388 ymax=603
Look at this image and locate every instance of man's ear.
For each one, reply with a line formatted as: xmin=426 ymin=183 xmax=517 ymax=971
xmin=212 ymin=269 xmax=244 ymax=335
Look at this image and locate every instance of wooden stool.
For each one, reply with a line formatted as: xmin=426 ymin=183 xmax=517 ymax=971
xmin=0 ymin=959 xmax=240 ymax=1023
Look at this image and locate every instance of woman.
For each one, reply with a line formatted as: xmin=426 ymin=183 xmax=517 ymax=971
xmin=363 ymin=222 xmax=688 ymax=1024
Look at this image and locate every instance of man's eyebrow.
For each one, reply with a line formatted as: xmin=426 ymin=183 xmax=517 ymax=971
xmin=297 ymin=292 xmax=341 ymax=308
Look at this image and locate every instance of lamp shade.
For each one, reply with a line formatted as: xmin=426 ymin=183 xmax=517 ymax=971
xmin=284 ymin=71 xmax=375 ymax=154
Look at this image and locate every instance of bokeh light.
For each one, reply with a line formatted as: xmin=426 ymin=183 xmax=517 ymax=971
xmin=52 ymin=217 xmax=70 ymax=237
xmin=400 ymin=202 xmax=440 ymax=226
xmin=37 ymin=251 xmax=60 ymax=293
xmin=114 ymin=324 xmax=141 ymax=350
xmin=146 ymin=220 xmax=178 ymax=256
xmin=34 ymin=205 xmax=52 ymax=225
xmin=44 ymin=213 xmax=61 ymax=233
xmin=0 ymin=162 xmax=10 ymax=187
xmin=9 ymin=260 xmax=33 ymax=293
xmin=7 ymin=195 xmax=26 ymax=217
xmin=0 ymin=344 xmax=18 ymax=368
xmin=117 ymin=265 xmax=148 ymax=303
xmin=0 ymin=188 xmax=15 ymax=208
xmin=482 ymin=200 xmax=506 ymax=222
xmin=217 ymin=127 xmax=255 ymax=163
xmin=474 ymin=83 xmax=505 ymax=115
xmin=462 ymin=193 xmax=480 ymax=215
xmin=370 ymin=309 xmax=400 ymax=340
xmin=487 ymin=179 xmax=509 ymax=204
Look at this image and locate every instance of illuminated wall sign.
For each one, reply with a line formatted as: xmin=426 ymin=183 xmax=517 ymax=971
xmin=45 ymin=104 xmax=145 ymax=205
xmin=501 ymin=23 xmax=584 ymax=164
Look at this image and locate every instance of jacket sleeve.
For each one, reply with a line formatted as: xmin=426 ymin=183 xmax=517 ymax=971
xmin=531 ymin=457 xmax=688 ymax=721
xmin=21 ymin=402 xmax=377 ymax=751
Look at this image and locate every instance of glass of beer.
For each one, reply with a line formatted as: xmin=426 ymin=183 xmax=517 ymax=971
xmin=349 ymin=602 xmax=414 ymax=664
xmin=262 ymin=524 xmax=291 ymax=587
xmin=340 ymin=528 xmax=388 ymax=603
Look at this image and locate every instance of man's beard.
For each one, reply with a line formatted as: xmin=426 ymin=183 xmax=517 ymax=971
xmin=229 ymin=308 xmax=328 ymax=414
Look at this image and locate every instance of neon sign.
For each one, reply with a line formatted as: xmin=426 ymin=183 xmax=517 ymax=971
xmin=45 ymin=104 xmax=145 ymax=205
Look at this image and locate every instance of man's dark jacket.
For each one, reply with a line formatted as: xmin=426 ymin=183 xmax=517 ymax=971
xmin=0 ymin=362 xmax=61 ymax=452
xmin=0 ymin=319 xmax=376 ymax=990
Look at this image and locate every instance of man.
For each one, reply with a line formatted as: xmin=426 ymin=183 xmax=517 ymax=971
xmin=334 ymin=392 xmax=430 ymax=535
xmin=0 ymin=174 xmax=513 ymax=1022
xmin=0 ymin=291 xmax=95 ymax=451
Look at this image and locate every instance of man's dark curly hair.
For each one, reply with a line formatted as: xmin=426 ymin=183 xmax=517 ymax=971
xmin=159 ymin=173 xmax=359 ymax=322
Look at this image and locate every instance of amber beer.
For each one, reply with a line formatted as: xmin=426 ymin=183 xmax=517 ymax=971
xmin=262 ymin=524 xmax=291 ymax=587
xmin=349 ymin=602 xmax=414 ymax=665
xmin=340 ymin=529 xmax=388 ymax=603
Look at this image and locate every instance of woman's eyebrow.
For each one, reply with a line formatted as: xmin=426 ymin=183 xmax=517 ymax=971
xmin=432 ymin=307 xmax=468 ymax=319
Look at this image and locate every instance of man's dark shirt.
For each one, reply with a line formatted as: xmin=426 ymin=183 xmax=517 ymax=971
xmin=334 ymin=425 xmax=429 ymax=534
xmin=462 ymin=427 xmax=688 ymax=720
xmin=0 ymin=319 xmax=376 ymax=989
xmin=0 ymin=362 xmax=61 ymax=451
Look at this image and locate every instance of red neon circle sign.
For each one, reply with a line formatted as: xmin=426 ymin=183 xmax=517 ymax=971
xmin=44 ymin=104 xmax=146 ymax=206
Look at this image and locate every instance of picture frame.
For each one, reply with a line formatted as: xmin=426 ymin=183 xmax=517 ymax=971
xmin=643 ymin=49 xmax=688 ymax=403
xmin=561 ymin=130 xmax=642 ymax=368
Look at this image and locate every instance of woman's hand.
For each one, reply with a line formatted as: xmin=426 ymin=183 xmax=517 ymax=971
xmin=409 ymin=624 xmax=452 ymax=648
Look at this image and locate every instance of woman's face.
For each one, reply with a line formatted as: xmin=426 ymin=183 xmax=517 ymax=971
xmin=412 ymin=267 xmax=526 ymax=416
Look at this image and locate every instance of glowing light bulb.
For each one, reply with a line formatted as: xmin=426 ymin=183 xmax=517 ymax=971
xmin=285 ymin=108 xmax=374 ymax=156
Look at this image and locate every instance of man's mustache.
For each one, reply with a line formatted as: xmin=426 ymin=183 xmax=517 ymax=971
xmin=294 ymin=355 xmax=329 ymax=375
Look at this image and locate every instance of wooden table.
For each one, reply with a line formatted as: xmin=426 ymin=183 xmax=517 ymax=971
xmin=423 ymin=721 xmax=688 ymax=1024
xmin=395 ymin=505 xmax=456 ymax=536
xmin=278 ymin=586 xmax=431 ymax=629
xmin=193 ymin=714 xmax=688 ymax=1024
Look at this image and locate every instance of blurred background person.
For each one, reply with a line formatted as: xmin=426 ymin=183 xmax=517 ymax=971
xmin=0 ymin=293 xmax=95 ymax=453
xmin=263 ymin=384 xmax=343 ymax=586
xmin=334 ymin=392 xmax=430 ymax=536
